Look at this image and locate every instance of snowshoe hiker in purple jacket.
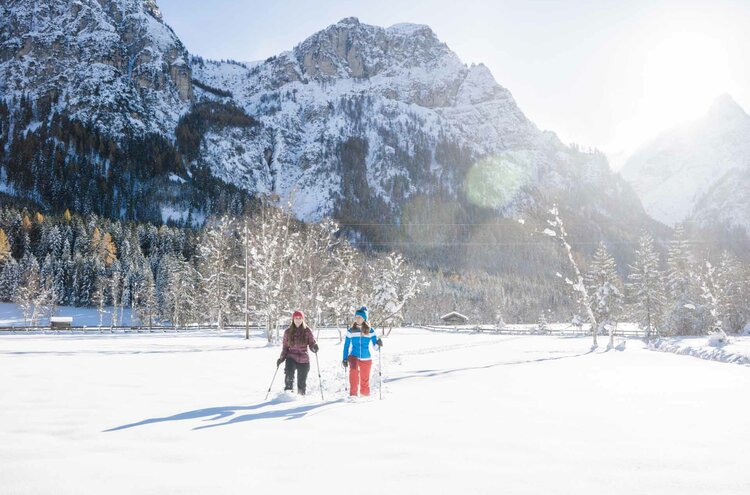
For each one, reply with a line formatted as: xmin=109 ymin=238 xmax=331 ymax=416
xmin=276 ymin=311 xmax=319 ymax=395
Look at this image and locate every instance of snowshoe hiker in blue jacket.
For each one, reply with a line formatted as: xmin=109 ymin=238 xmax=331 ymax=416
xmin=342 ymin=306 xmax=383 ymax=396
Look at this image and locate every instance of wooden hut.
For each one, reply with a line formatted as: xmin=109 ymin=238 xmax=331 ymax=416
xmin=50 ymin=316 xmax=73 ymax=330
xmin=440 ymin=311 xmax=469 ymax=325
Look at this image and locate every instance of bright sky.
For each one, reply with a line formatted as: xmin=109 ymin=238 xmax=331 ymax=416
xmin=156 ymin=0 xmax=750 ymax=168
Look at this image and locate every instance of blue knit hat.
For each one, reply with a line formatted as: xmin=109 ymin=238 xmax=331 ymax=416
xmin=355 ymin=306 xmax=369 ymax=322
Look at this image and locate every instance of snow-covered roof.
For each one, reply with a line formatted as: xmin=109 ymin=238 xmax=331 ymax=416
xmin=440 ymin=311 xmax=468 ymax=321
xmin=50 ymin=317 xmax=73 ymax=323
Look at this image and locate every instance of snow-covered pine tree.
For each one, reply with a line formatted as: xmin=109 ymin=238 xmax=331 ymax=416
xmin=58 ymin=238 xmax=74 ymax=305
xmin=118 ymin=234 xmax=141 ymax=323
xmin=495 ymin=305 xmax=506 ymax=333
xmin=665 ymin=225 xmax=702 ymax=335
xmin=715 ymin=251 xmax=748 ymax=334
xmin=536 ymin=312 xmax=550 ymax=335
xmin=698 ymin=260 xmax=729 ymax=341
xmin=41 ymin=225 xmax=62 ymax=261
xmin=585 ymin=241 xmax=624 ymax=348
xmin=51 ymin=252 xmax=68 ymax=306
xmin=134 ymin=263 xmax=157 ymax=330
xmin=109 ymin=262 xmax=122 ymax=329
xmin=625 ymin=232 xmax=666 ymax=340
xmin=91 ymin=260 xmax=108 ymax=328
xmin=71 ymin=254 xmax=95 ymax=307
xmin=155 ymin=256 xmax=169 ymax=323
xmin=0 ymin=257 xmax=21 ymax=302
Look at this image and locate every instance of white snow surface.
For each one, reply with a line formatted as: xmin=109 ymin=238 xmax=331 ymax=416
xmin=1 ymin=328 xmax=748 ymax=494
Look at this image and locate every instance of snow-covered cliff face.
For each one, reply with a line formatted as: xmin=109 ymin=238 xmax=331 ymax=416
xmin=192 ymin=17 xmax=641 ymax=227
xmin=0 ymin=0 xmax=192 ymax=135
xmin=621 ymin=95 xmax=750 ymax=230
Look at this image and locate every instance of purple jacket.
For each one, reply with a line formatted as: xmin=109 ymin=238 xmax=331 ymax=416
xmin=280 ymin=325 xmax=316 ymax=364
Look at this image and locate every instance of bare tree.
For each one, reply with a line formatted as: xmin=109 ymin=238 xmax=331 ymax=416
xmin=538 ymin=206 xmax=599 ymax=349
xmin=198 ymin=216 xmax=241 ymax=330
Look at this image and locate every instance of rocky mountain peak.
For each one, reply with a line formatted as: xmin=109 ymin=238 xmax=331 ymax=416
xmin=0 ymin=0 xmax=192 ymax=135
xmin=386 ymin=22 xmax=433 ymax=37
xmin=143 ymin=0 xmax=163 ymax=20
xmin=291 ymin=17 xmax=455 ymax=80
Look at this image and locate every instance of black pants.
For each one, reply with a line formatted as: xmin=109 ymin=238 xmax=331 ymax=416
xmin=284 ymin=358 xmax=310 ymax=394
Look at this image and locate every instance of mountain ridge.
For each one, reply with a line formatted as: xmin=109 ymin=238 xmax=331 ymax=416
xmin=1 ymin=5 xmax=660 ymax=275
xmin=621 ymin=93 xmax=750 ymax=232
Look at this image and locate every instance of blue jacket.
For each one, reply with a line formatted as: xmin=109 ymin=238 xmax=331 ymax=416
xmin=343 ymin=326 xmax=379 ymax=361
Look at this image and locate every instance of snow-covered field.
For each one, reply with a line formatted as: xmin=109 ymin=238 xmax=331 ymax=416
xmin=1 ymin=328 xmax=748 ymax=494
xmin=0 ymin=302 xmax=135 ymax=327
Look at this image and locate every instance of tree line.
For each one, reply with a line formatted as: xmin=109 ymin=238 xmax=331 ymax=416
xmin=0 ymin=203 xmax=424 ymax=339
xmin=542 ymin=206 xmax=749 ymax=346
xmin=0 ymin=201 xmax=748 ymax=337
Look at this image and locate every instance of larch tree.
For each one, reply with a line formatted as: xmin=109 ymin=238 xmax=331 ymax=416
xmin=0 ymin=228 xmax=11 ymax=264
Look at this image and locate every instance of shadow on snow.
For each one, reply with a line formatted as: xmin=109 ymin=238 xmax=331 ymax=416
xmin=384 ymin=349 xmax=595 ymax=383
xmin=103 ymin=398 xmax=345 ymax=432
xmin=104 ymin=348 xmax=594 ymax=432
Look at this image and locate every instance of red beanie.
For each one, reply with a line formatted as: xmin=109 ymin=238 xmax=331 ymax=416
xmin=292 ymin=311 xmax=305 ymax=320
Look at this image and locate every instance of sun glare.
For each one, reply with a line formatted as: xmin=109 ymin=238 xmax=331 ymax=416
xmin=609 ymin=29 xmax=734 ymax=160
xmin=641 ymin=31 xmax=731 ymax=127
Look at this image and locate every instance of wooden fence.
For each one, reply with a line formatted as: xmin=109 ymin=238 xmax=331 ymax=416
xmin=415 ymin=324 xmax=646 ymax=338
xmin=0 ymin=323 xmax=646 ymax=338
xmin=0 ymin=324 xmax=266 ymax=334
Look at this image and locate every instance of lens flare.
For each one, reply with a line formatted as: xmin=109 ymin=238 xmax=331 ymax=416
xmin=464 ymin=152 xmax=534 ymax=210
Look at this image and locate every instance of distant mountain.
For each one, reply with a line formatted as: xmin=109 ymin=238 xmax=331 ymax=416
xmin=1 ymin=4 xmax=659 ymax=274
xmin=621 ymin=94 xmax=750 ymax=234
xmin=189 ymin=17 xmax=656 ymax=268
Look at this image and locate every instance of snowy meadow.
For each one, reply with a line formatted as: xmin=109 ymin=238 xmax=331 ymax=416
xmin=1 ymin=328 xmax=748 ymax=495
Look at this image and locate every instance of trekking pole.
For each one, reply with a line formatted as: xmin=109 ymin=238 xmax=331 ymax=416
xmin=315 ymin=351 xmax=325 ymax=401
xmin=264 ymin=362 xmax=281 ymax=401
xmin=378 ymin=345 xmax=383 ymax=400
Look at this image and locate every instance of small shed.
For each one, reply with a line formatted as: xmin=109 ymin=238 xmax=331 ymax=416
xmin=440 ymin=312 xmax=469 ymax=325
xmin=50 ymin=317 xmax=73 ymax=329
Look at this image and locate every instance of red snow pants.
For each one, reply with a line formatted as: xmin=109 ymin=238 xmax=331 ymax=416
xmin=348 ymin=356 xmax=373 ymax=396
